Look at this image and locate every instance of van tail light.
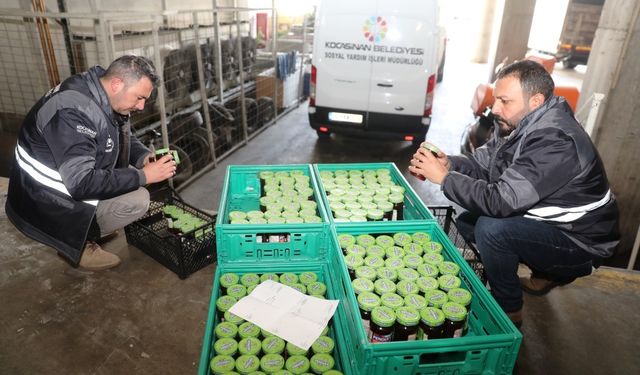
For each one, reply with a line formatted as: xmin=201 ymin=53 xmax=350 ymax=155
xmin=423 ymin=73 xmax=436 ymax=117
xmin=310 ymin=65 xmax=317 ymax=107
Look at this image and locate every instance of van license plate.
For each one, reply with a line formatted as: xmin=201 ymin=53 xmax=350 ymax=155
xmin=328 ymin=112 xmax=363 ymax=124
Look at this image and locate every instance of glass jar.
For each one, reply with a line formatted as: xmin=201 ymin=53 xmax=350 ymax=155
xmin=378 ymin=201 xmax=394 ymax=221
xmin=394 ymin=306 xmax=420 ymax=341
xmin=311 ymin=336 xmax=335 ymax=355
xmin=285 ymin=343 xmax=308 ymax=358
xmin=376 ymin=267 xmax=398 ymax=282
xmin=393 ymin=232 xmax=413 ymax=247
xmin=216 ymin=295 xmax=237 ymax=317
xmin=344 ymin=254 xmax=364 ymax=280
xmin=345 ymin=244 xmax=367 ymax=257
xmin=240 ymin=273 xmax=261 ymax=288
xmin=352 ymin=277 xmax=375 ymax=295
xmin=224 ymin=311 xmax=245 ymax=325
xmin=209 ymin=354 xmax=235 ymax=374
xmin=426 ymin=290 xmax=449 ymax=309
xmin=214 ymin=337 xmax=238 ymax=357
xmin=226 ymin=284 xmax=247 ymax=300
xmin=358 ymin=291 xmax=381 ymax=340
xmin=375 ymin=235 xmax=395 ymax=249
xmin=385 ymin=246 xmax=405 ymax=259
xmin=442 ymin=302 xmax=468 ymax=338
xmin=417 ymin=263 xmax=439 ymax=278
xmin=364 ymin=255 xmax=385 ymax=269
xmin=374 ymin=278 xmax=397 ymax=295
xmin=438 ymin=261 xmax=461 ymax=276
xmin=260 ymin=353 xmax=285 ymax=373
xmin=279 ymin=272 xmax=299 ymax=285
xmin=424 ymin=241 xmax=443 ymax=254
xmin=403 ymin=254 xmax=424 ymax=270
xmin=356 ymin=234 xmax=376 ymax=248
xmin=285 ymin=355 xmax=310 ymax=374
xmin=235 ymin=354 xmax=260 ymax=374
xmin=416 ymin=276 xmax=440 ymax=296
xmin=396 ymin=280 xmax=419 ymax=297
xmin=423 ymin=252 xmax=445 ymax=266
xmin=369 ymin=306 xmax=396 ymax=343
xmin=299 ymin=271 xmax=318 ymax=286
xmin=397 ymin=267 xmax=420 ymax=283
xmin=404 ymin=293 xmax=427 ymax=311
xmin=380 ymin=292 xmax=405 ymax=310
xmin=384 ymin=257 xmax=405 ymax=271
xmin=447 ymin=288 xmax=472 ymax=309
xmin=404 ymin=242 xmax=424 ymax=257
xmin=238 ymin=337 xmax=262 ymax=357
xmin=219 ymin=273 xmax=240 ymax=295
xmin=418 ymin=307 xmax=445 ymax=340
xmin=260 ymin=273 xmax=279 ymax=283
xmin=389 ymin=193 xmax=405 ymax=220
xmin=262 ymin=336 xmax=285 ymax=356
xmin=310 ymin=353 xmax=335 ymax=374
xmin=366 ymin=208 xmax=385 ymax=222
xmin=355 ymin=266 xmax=377 ymax=281
xmin=214 ymin=321 xmax=238 ymax=340
xmin=438 ymin=274 xmax=462 ymax=292
xmin=366 ymin=245 xmax=386 ymax=258
xmin=238 ymin=322 xmax=261 ymax=340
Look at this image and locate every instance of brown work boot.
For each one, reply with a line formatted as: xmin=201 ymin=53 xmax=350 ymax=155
xmin=79 ymin=241 xmax=121 ymax=271
xmin=505 ymin=309 xmax=523 ymax=328
xmin=520 ymin=273 xmax=575 ymax=296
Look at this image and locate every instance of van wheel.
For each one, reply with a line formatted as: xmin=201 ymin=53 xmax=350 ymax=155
xmin=316 ymin=130 xmax=331 ymax=139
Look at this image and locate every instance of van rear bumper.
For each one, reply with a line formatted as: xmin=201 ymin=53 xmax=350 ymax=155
xmin=308 ymin=106 xmax=429 ymax=141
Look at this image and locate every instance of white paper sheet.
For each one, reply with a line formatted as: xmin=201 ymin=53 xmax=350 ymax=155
xmin=228 ymin=280 xmax=339 ymax=350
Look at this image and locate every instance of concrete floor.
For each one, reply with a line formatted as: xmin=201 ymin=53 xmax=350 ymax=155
xmin=1 ymin=57 xmax=639 ymax=374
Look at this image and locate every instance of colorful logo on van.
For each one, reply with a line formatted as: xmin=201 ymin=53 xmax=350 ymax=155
xmin=363 ymin=16 xmax=388 ymax=43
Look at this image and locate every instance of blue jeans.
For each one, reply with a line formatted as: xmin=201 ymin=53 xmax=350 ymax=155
xmin=456 ymin=212 xmax=596 ymax=312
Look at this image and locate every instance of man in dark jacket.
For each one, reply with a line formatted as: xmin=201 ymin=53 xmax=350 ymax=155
xmin=6 ymin=55 xmax=177 ymax=271
xmin=409 ymin=60 xmax=619 ymax=326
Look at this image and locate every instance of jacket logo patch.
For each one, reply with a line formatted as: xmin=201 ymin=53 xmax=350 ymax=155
xmin=105 ymin=136 xmax=114 ymax=153
xmin=76 ymin=125 xmax=97 ymax=138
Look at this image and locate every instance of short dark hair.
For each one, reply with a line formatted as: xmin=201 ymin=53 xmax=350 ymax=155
xmin=496 ymin=60 xmax=554 ymax=102
xmin=104 ymin=55 xmax=159 ymax=87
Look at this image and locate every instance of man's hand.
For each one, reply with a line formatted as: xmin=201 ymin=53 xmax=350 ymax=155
xmin=408 ymin=142 xmax=450 ymax=184
xmin=143 ymin=154 xmax=176 ymax=184
xmin=143 ymin=152 xmax=154 ymax=166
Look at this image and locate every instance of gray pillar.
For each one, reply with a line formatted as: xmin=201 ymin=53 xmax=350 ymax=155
xmin=581 ymin=0 xmax=640 ymax=267
xmin=472 ymin=0 xmax=498 ymax=64
xmin=487 ymin=0 xmax=537 ymax=81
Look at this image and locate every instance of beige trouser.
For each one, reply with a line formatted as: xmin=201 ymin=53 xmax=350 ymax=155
xmin=95 ymin=187 xmax=150 ymax=237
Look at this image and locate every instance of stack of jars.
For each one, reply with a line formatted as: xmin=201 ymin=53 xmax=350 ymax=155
xmin=228 ymin=170 xmax=323 ymax=225
xmin=338 ymin=232 xmax=473 ymax=343
xmin=317 ymin=169 xmax=406 ymax=222
xmin=162 ymin=204 xmax=211 ymax=237
xmin=211 ymin=271 xmax=344 ymax=374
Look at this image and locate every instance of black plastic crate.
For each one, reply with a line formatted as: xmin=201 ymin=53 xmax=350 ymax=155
xmin=428 ymin=205 xmax=487 ymax=284
xmin=125 ymin=189 xmax=216 ymax=279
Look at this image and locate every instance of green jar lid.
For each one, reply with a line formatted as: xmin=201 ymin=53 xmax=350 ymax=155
xmin=261 ymin=327 xmax=276 ymax=338
xmin=228 ymin=211 xmax=247 ymax=221
xmin=359 ymin=187 xmax=376 ymax=196
xmin=300 ymin=200 xmax=317 ymax=211
xmin=215 ymin=321 xmax=238 ymax=339
xmin=385 ymin=257 xmax=405 ymax=270
xmin=377 ymin=201 xmax=394 ymax=213
xmin=367 ymin=245 xmax=385 ymax=258
xmin=247 ymin=210 xmax=264 ymax=219
xmin=280 ymin=175 xmax=296 ymax=185
xmin=390 ymin=185 xmax=405 ymax=195
xmin=420 ymin=307 xmax=446 ymax=327
xmin=323 ymin=370 xmax=344 ymax=375
xmin=423 ymin=252 xmax=445 ymax=266
xmin=448 ymin=288 xmax=472 ymax=306
xmin=227 ymin=284 xmax=247 ymax=299
xmin=307 ymin=281 xmax=327 ymax=297
xmin=247 ymin=285 xmax=257 ymax=294
xmin=404 ymin=243 xmax=424 ymax=256
xmin=238 ymin=337 xmax=261 ymax=356
xmin=366 ymin=209 xmax=384 ymax=220
xmin=298 ymin=272 xmax=318 ymax=285
xmin=393 ymin=232 xmax=413 ymax=246
xmin=334 ymin=209 xmax=352 ymax=219
xmin=376 ymin=267 xmax=398 ymax=282
xmin=355 ymin=266 xmax=377 ymax=281
xmin=417 ymin=263 xmax=439 ymax=278
xmin=344 ymin=254 xmax=365 ymax=270
xmin=285 ymin=355 xmax=310 ymax=374
xmin=266 ymin=202 xmax=284 ymax=212
xmin=397 ymin=267 xmax=420 ymax=282
xmin=380 ymin=292 xmax=404 ymax=309
xmin=304 ymin=215 xmax=323 ymax=223
xmin=260 ymin=195 xmax=275 ymax=206
xmin=299 ymin=208 xmax=317 ymax=218
xmin=214 ymin=337 xmax=238 ymax=357
xmin=427 ymin=290 xmax=449 ymax=308
xmin=346 ymin=244 xmax=367 ymax=257
xmin=281 ymin=210 xmax=299 ymax=219
xmin=364 ymin=255 xmax=385 ymax=269
xmin=274 ymin=171 xmax=290 ymax=178
xmin=357 ymin=291 xmax=381 ymax=312
xmin=439 ymin=261 xmax=461 ymax=276
xmin=289 ymin=283 xmax=307 ymax=294
xmin=349 ymin=215 xmax=367 ymax=222
xmin=442 ymin=302 xmax=468 ymax=322
xmin=235 ymin=354 xmax=260 ymax=373
xmin=424 ymin=241 xmax=443 ymax=253
xmin=321 ymin=326 xmax=330 ymax=336
xmin=371 ymin=195 xmax=388 ymax=206
xmin=280 ymin=273 xmax=299 ymax=285
xmin=311 ymin=335 xmax=335 ymax=354
xmin=334 ymin=218 xmax=350 ymax=223
xmin=320 ymin=170 xmax=334 ymax=178
xmin=310 ymin=353 xmax=335 ymax=373
xmin=216 ymin=295 xmax=238 ymax=313
xmin=352 ymin=278 xmax=375 ymax=294
xmin=297 ymin=188 xmax=315 ymax=199
xmin=411 ymin=231 xmax=431 ymax=244
xmin=345 ymin=201 xmax=362 ymax=211
xmin=348 ymin=169 xmax=363 ymax=177
xmin=404 ymin=293 xmax=427 ymax=311
xmin=341 ymin=194 xmax=358 ymax=204
xmin=388 ymin=193 xmax=404 ymax=204
xmin=371 ymin=306 xmax=396 ymax=328
xmin=268 ymin=217 xmax=287 ymax=224
xmin=265 ymin=188 xmax=283 ymax=198
xmin=259 ymin=170 xmax=275 ymax=179
xmin=240 ymin=273 xmax=261 ymax=287
xmin=238 ymin=322 xmax=261 ymax=339
xmin=260 ymin=273 xmax=280 ymax=283
xmin=375 ymin=235 xmax=395 ymax=248
xmin=260 ymin=353 xmax=285 ymax=373
xmin=248 ymin=217 xmax=268 ymax=224
xmin=224 ymin=311 xmax=245 ymax=325
xmin=396 ymin=280 xmax=419 ymax=297
xmin=286 ymin=217 xmax=305 ymax=224
xmin=334 ymin=229 xmax=350 ymax=246
xmin=396 ymin=306 xmax=420 ymax=326
xmin=162 ymin=204 xmax=176 ymax=215
xmin=283 ymin=201 xmax=301 ymax=212
xmin=262 ymin=336 xmax=286 ymax=355
xmin=416 ymin=276 xmax=440 ymax=293
xmin=375 ymin=187 xmax=391 ymax=196
xmin=403 ymin=254 xmax=424 ymax=269
xmin=438 ymin=274 xmax=462 ymax=292
xmin=210 ymin=354 xmax=236 ymax=374
xmin=263 ymin=209 xmax=282 ymax=220
xmin=289 ymin=170 xmax=304 ymax=176
xmin=220 ymin=273 xmax=240 ymax=288
xmin=374 ymin=278 xmax=397 ymax=295
xmin=385 ymin=246 xmax=405 ymax=259
xmin=327 ymin=195 xmax=343 ymax=205
xmin=350 ymin=208 xmax=368 ymax=218
xmin=356 ymin=234 xmax=376 ymax=247
xmin=357 ymin=194 xmax=374 ymax=204
xmin=330 ymin=187 xmax=346 ymax=196
xmin=230 ymin=218 xmax=249 ymax=225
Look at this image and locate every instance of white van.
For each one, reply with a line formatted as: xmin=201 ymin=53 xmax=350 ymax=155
xmin=308 ymin=0 xmax=441 ymax=144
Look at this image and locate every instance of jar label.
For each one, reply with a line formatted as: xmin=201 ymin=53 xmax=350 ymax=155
xmin=370 ymin=331 xmax=393 ymax=343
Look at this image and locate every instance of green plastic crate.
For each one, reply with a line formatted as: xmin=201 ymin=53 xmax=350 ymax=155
xmin=313 ymin=163 xmax=435 ymax=225
xmin=216 ymin=164 xmax=331 ymax=264
xmin=197 ymin=234 xmax=359 ymax=375
xmin=333 ymin=222 xmax=522 ymax=375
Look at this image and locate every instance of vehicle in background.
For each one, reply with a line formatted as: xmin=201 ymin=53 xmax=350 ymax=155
xmin=308 ymin=0 xmax=442 ymax=144
xmin=556 ymin=0 xmax=604 ymax=69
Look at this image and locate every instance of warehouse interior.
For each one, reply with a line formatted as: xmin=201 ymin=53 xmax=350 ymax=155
xmin=1 ymin=0 xmax=639 ymax=374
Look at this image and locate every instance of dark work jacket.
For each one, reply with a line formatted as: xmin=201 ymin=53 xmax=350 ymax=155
xmin=443 ymin=96 xmax=620 ymax=258
xmin=5 ymin=66 xmax=149 ymax=265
